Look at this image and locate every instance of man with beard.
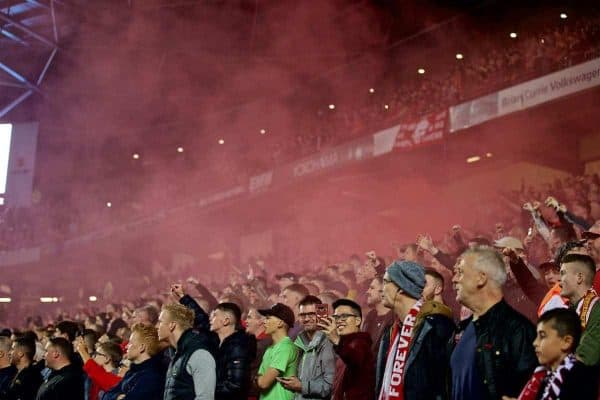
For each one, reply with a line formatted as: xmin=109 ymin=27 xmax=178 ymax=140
xmin=361 ymin=276 xmax=394 ymax=355
xmin=376 ymin=260 xmax=454 ymax=400
xmin=2 ymin=337 xmax=42 ymax=400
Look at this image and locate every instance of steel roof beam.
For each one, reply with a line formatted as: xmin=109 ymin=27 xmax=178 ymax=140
xmin=0 ymin=26 xmax=30 ymax=45
xmin=0 ymin=89 xmax=32 ymax=118
xmin=0 ymin=61 xmax=43 ymax=94
xmin=0 ymin=9 xmax=57 ymax=47
xmin=25 ymin=0 xmax=50 ymax=10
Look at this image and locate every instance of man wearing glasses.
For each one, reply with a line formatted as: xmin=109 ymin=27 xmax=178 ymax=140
xmin=318 ymin=298 xmax=374 ymax=400
xmin=75 ymin=339 xmax=122 ymax=400
xmin=278 ymin=295 xmax=335 ymax=399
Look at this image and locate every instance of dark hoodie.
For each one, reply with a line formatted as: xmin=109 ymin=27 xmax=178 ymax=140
xmin=332 ymin=331 xmax=374 ymax=400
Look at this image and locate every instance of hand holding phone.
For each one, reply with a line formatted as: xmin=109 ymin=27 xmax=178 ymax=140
xmin=315 ymin=304 xmax=329 ymax=320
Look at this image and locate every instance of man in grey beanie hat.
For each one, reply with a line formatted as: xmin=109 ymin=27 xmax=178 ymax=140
xmin=376 ymin=260 xmax=455 ymax=400
xmin=384 ymin=260 xmax=426 ymax=300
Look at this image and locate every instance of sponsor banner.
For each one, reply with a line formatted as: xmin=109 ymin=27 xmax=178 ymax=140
xmin=280 ymin=135 xmax=373 ymax=181
xmin=249 ymin=171 xmax=273 ymax=194
xmin=450 ymin=93 xmax=499 ymax=133
xmin=499 ymin=57 xmax=600 ymax=116
xmin=373 ymin=125 xmax=400 ymax=156
xmin=0 ymin=246 xmax=40 ymax=266
xmin=394 ymin=110 xmax=447 ymax=149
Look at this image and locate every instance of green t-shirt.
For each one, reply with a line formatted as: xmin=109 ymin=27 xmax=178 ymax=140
xmin=258 ymin=336 xmax=298 ymax=400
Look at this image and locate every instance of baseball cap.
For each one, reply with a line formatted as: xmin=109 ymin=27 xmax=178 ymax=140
xmin=258 ymin=303 xmax=295 ymax=328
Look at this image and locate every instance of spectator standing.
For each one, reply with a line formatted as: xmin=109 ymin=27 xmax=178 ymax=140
xmin=3 ymin=337 xmax=42 ymax=400
xmin=0 ymin=336 xmax=16 ymax=394
xmin=245 ymin=306 xmax=271 ymax=400
xmin=559 ymin=253 xmax=600 ymax=367
xmin=361 ymin=276 xmax=394 ymax=355
xmin=102 ymin=324 xmax=165 ymax=400
xmin=75 ymin=338 xmax=122 ymax=400
xmin=159 ymin=303 xmax=216 ymax=400
xmin=280 ymin=284 xmax=310 ymax=339
xmin=279 ymin=295 xmax=335 ymax=399
xmin=450 ymin=246 xmax=537 ymax=400
xmin=256 ymin=303 xmax=298 ymax=400
xmin=318 ymin=298 xmax=374 ymax=400
xmin=36 ymin=337 xmax=84 ymax=400
xmin=209 ymin=302 xmax=256 ymax=400
xmin=376 ymin=261 xmax=454 ymax=400
xmin=502 ymin=308 xmax=598 ymax=400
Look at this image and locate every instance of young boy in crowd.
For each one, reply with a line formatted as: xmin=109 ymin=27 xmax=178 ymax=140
xmin=503 ymin=308 xmax=598 ymax=400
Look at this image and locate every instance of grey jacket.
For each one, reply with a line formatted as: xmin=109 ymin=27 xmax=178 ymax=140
xmin=293 ymin=330 xmax=335 ymax=399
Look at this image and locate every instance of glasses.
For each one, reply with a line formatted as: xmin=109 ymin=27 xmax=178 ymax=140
xmin=93 ymin=352 xmax=107 ymax=358
xmin=298 ymin=312 xmax=317 ymax=319
xmin=331 ymin=313 xmax=358 ymax=321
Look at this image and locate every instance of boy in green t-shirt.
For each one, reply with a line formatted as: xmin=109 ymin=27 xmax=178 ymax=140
xmin=255 ymin=303 xmax=298 ymax=400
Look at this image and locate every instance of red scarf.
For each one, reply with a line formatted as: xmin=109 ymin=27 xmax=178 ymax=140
xmin=517 ymin=367 xmax=546 ymax=400
xmin=378 ymin=300 xmax=423 ymax=400
xmin=518 ymin=354 xmax=577 ymax=400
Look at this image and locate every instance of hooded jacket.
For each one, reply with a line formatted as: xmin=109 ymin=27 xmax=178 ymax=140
xmin=293 ymin=330 xmax=335 ymax=399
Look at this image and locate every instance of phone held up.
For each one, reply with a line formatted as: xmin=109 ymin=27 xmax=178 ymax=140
xmin=315 ymin=303 xmax=329 ymax=320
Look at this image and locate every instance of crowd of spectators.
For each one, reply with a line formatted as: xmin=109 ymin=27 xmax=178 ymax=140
xmin=0 ymin=167 xmax=599 ymax=398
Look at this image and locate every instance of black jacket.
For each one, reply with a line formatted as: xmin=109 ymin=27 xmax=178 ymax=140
xmin=1 ymin=363 xmax=42 ymax=400
xmin=215 ymin=330 xmax=257 ymax=400
xmin=35 ymin=363 xmax=84 ymax=400
xmin=449 ymin=299 xmax=537 ymax=400
xmin=0 ymin=365 xmax=16 ymax=395
xmin=376 ymin=301 xmax=455 ymax=400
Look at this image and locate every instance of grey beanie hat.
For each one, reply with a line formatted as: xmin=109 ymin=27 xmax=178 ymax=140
xmin=386 ymin=260 xmax=426 ymax=299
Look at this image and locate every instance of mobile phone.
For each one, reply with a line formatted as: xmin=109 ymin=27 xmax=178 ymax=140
xmin=315 ymin=304 xmax=329 ymax=319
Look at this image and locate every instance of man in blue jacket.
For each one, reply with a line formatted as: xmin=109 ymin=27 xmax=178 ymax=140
xmin=102 ymin=324 xmax=165 ymax=400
